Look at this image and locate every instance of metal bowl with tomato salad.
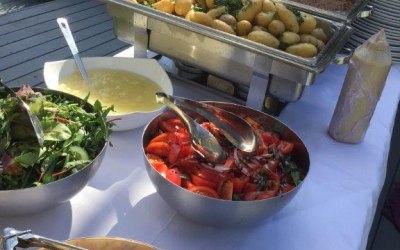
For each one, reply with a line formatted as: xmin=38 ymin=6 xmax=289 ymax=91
xmin=142 ymin=102 xmax=310 ymax=226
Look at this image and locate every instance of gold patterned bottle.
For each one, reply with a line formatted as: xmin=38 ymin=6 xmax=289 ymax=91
xmin=328 ymin=29 xmax=392 ymax=143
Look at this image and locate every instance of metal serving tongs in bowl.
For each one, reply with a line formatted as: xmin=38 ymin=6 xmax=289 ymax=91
xmin=0 ymin=81 xmax=44 ymax=147
xmin=156 ymin=93 xmax=227 ymax=163
xmin=156 ymin=93 xmax=259 ymax=163
xmin=1 ymin=227 xmax=87 ymax=250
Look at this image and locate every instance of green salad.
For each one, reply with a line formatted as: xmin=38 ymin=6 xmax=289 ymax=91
xmin=0 ymin=85 xmax=113 ymax=190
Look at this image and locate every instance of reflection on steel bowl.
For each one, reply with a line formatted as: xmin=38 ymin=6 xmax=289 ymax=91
xmin=65 ymin=237 xmax=158 ymax=250
xmin=0 ymin=87 xmax=110 ymax=216
xmin=38 ymin=237 xmax=158 ymax=250
xmin=142 ymin=102 xmax=310 ymax=226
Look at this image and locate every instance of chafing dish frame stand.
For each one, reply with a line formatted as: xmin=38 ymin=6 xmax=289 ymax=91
xmin=131 ymin=12 xmax=275 ymax=112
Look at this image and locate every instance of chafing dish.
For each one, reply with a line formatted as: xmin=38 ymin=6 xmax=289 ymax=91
xmin=101 ymin=0 xmax=371 ymax=112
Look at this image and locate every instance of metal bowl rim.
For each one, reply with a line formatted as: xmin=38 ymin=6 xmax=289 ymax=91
xmin=142 ymin=101 xmax=311 ymax=203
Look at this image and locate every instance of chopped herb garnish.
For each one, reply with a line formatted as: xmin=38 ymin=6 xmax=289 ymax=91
xmin=287 ymin=6 xmax=304 ymax=24
xmin=214 ymin=0 xmax=245 ymax=15
xmin=233 ymin=194 xmax=241 ymax=201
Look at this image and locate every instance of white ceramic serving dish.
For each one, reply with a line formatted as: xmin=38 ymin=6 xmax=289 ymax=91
xmin=43 ymin=57 xmax=173 ymax=131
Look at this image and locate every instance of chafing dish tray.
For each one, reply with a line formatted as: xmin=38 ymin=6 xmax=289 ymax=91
xmin=101 ymin=0 xmax=370 ymax=111
xmin=278 ymin=0 xmax=373 ymax=22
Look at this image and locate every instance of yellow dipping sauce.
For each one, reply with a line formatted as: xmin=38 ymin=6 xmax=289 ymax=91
xmin=59 ymin=69 xmax=163 ymax=115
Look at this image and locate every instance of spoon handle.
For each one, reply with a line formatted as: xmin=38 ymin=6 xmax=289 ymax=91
xmin=168 ymin=95 xmax=258 ymax=153
xmin=155 ymin=93 xmax=196 ymax=135
xmin=156 ymin=92 xmax=226 ymax=163
xmin=57 ymin=18 xmax=89 ymax=82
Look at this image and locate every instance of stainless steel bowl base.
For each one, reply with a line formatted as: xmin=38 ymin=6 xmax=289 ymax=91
xmin=142 ymin=102 xmax=310 ymax=227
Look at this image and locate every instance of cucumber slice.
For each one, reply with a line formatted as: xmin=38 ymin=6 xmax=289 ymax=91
xmin=67 ymin=146 xmax=89 ymax=161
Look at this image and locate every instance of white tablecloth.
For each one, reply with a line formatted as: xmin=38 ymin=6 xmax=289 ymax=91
xmin=1 ymin=61 xmax=399 ymax=250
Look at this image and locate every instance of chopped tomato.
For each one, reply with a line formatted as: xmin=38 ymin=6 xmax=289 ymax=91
xmin=219 ymin=181 xmax=234 ymax=200
xmin=146 ymin=153 xmax=168 ymax=177
xmin=168 ymin=144 xmax=181 ymax=164
xmin=150 ymin=132 xmax=178 ymax=144
xmin=145 ymin=117 xmax=302 ymax=202
xmin=166 ymin=168 xmax=181 ymax=186
xmin=191 ymin=174 xmax=219 ymax=190
xmin=278 ymin=141 xmax=294 ymax=154
xmin=195 ymin=166 xmax=227 ymax=183
xmin=159 ymin=120 xmax=176 ymax=133
xmin=242 ymin=191 xmax=262 ymax=201
xmin=149 ymin=133 xmax=168 ymax=143
xmin=267 ymin=159 xmax=279 ymax=173
xmin=243 ymin=182 xmax=258 ymax=193
xmin=159 ymin=119 xmax=185 ymax=133
xmin=282 ymin=184 xmax=296 ymax=193
xmin=166 ymin=118 xmax=184 ymax=129
xmin=178 ymin=156 xmax=198 ymax=173
xmin=262 ymin=131 xmax=281 ymax=146
xmin=232 ymin=176 xmax=249 ymax=194
xmin=178 ymin=145 xmax=195 ymax=158
xmin=264 ymin=171 xmax=280 ymax=196
xmin=254 ymin=129 xmax=267 ymax=154
xmin=145 ymin=142 xmax=170 ymax=157
xmin=146 ymin=153 xmax=163 ymax=163
xmin=151 ymin=161 xmax=168 ymax=177
xmin=224 ymin=156 xmax=235 ymax=169
xmin=189 ymin=186 xmax=219 ymax=198
xmin=256 ymin=193 xmax=275 ymax=200
xmin=181 ymin=179 xmax=195 ymax=189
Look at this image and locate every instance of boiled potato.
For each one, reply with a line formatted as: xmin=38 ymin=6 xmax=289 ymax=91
xmin=280 ymin=31 xmax=300 ymax=45
xmin=219 ymin=14 xmax=237 ymax=26
xmin=236 ymin=0 xmax=263 ymax=23
xmin=206 ymin=0 xmax=214 ymax=10
xmin=275 ymin=3 xmax=299 ymax=33
xmin=174 ymin=0 xmax=192 ymax=16
xmin=211 ymin=19 xmax=236 ymax=35
xmin=262 ymin=0 xmax=276 ymax=12
xmin=254 ymin=12 xmax=275 ymax=28
xmin=252 ymin=25 xmax=268 ymax=32
xmin=207 ymin=6 xmax=227 ymax=19
xmin=236 ymin=20 xmax=252 ymax=36
xmin=152 ymin=0 xmax=174 ymax=14
xmin=268 ymin=19 xmax=285 ymax=36
xmin=186 ymin=11 xmax=213 ymax=27
xmin=248 ymin=30 xmax=280 ymax=49
xmin=300 ymin=34 xmax=325 ymax=51
xmin=311 ymin=28 xmax=328 ymax=43
xmin=299 ymin=13 xmax=317 ymax=34
xmin=286 ymin=43 xmax=318 ymax=57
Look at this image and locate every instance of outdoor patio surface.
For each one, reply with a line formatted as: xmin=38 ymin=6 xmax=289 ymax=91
xmin=0 ymin=0 xmax=130 ymax=88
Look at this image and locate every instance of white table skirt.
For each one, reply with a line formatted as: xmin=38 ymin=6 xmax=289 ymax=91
xmin=1 ymin=55 xmax=399 ymax=250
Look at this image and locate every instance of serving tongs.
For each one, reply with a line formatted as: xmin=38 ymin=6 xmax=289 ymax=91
xmin=1 ymin=227 xmax=87 ymax=250
xmin=0 ymin=80 xmax=44 ymax=147
xmin=156 ymin=93 xmax=258 ymax=163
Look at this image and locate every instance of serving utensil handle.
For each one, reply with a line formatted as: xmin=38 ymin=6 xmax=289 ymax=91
xmin=1 ymin=227 xmax=87 ymax=250
xmin=57 ymin=17 xmax=89 ymax=82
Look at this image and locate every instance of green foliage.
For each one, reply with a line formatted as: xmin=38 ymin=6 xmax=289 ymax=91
xmin=0 ymin=87 xmax=113 ymax=190
xmin=214 ymin=0 xmax=247 ymax=15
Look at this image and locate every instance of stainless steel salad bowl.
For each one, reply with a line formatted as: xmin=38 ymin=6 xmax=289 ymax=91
xmin=142 ymin=102 xmax=310 ymax=227
xmin=0 ymin=88 xmax=108 ymax=217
